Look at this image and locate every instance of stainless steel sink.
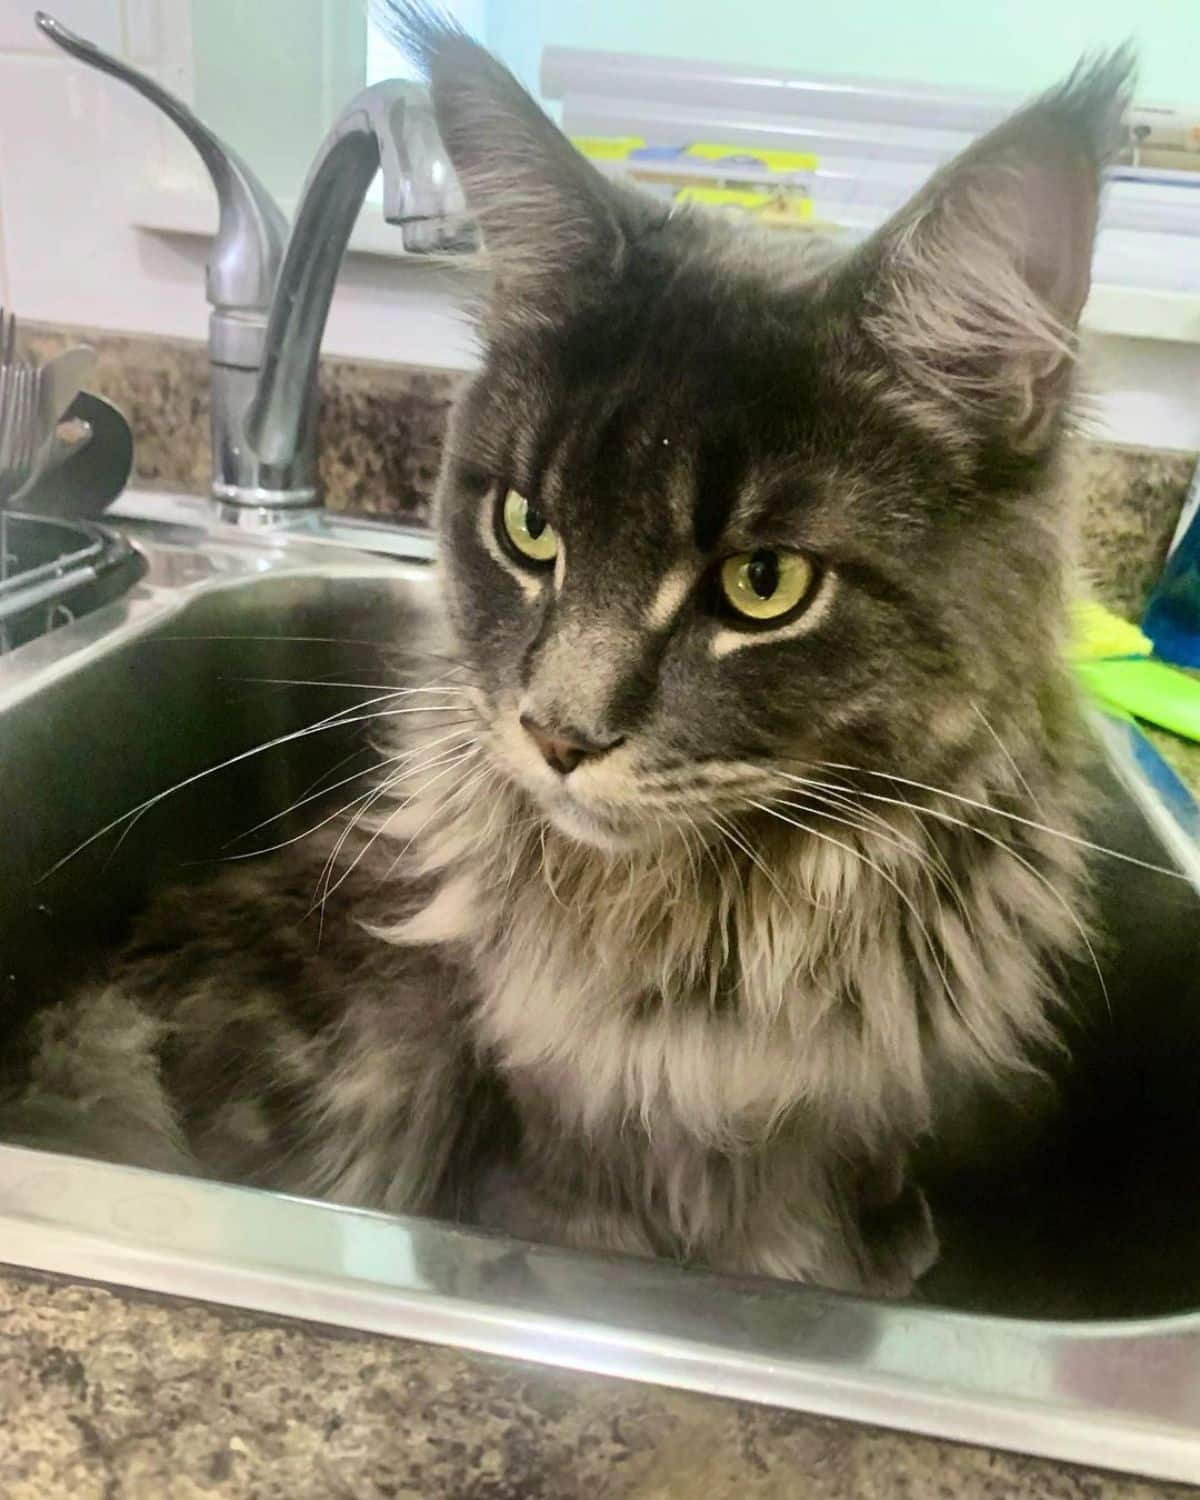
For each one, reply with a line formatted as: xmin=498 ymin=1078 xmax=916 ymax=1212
xmin=2 ymin=491 xmax=1200 ymax=1483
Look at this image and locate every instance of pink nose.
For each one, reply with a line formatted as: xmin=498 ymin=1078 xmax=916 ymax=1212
xmin=519 ymin=714 xmax=620 ymax=776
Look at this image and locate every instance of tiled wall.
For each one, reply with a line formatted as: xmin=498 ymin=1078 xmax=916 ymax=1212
xmin=2 ymin=0 xmax=1200 ymax=452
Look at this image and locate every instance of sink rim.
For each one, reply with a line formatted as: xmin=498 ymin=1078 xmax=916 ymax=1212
xmin=2 ymin=1140 xmax=1200 ymax=1485
xmin=0 ymin=489 xmax=435 ymax=713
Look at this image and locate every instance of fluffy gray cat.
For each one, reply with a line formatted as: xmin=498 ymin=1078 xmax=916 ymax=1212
xmin=1 ymin=5 xmax=1131 ymax=1296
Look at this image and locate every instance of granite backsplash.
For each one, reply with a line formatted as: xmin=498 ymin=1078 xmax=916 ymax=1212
xmin=21 ymin=324 xmax=461 ymax=524
xmin=21 ymin=322 xmax=1198 ymax=621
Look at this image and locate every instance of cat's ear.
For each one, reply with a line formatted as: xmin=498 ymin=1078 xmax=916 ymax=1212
xmin=374 ymin=2 xmax=638 ymax=316
xmin=851 ymin=52 xmax=1133 ymax=452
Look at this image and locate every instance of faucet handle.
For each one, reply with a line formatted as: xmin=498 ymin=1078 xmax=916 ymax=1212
xmin=35 ymin=11 xmax=288 ymax=323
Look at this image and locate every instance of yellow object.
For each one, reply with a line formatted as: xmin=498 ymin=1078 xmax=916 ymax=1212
xmin=683 ymin=143 xmax=818 ymax=172
xmin=1068 ymin=601 xmax=1200 ymax=744
xmin=677 ymin=186 xmax=814 ymax=223
xmin=570 ymin=135 xmax=646 ymax=161
xmin=569 ymin=138 xmax=818 ymax=174
xmin=1070 ymin=600 xmax=1152 ymax=661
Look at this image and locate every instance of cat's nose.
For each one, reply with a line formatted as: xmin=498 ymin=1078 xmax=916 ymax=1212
xmin=519 ymin=714 xmax=621 ymax=776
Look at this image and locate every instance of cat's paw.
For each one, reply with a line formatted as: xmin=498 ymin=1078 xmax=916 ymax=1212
xmin=851 ymin=1174 xmax=940 ymax=1298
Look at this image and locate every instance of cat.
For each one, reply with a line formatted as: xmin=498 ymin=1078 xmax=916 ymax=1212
xmin=0 ymin=3 xmax=1131 ymax=1297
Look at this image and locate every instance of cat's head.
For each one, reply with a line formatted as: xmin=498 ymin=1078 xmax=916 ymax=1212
xmin=381 ymin=3 xmax=1129 ymax=852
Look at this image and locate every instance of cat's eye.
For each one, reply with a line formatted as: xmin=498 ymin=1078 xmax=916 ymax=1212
xmin=500 ymin=488 xmax=558 ymax=566
xmin=719 ymin=548 xmax=815 ymax=623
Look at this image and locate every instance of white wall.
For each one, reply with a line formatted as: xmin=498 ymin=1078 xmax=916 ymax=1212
xmin=0 ymin=0 xmax=1198 ymax=452
xmin=0 ymin=0 xmax=478 ymax=369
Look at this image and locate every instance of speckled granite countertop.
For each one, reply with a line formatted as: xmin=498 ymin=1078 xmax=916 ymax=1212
xmin=1 ymin=1271 xmax=1194 ymax=1500
xmin=4 ymin=323 xmax=1200 ymax=1498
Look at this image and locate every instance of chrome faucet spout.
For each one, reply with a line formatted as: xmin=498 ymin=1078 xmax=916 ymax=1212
xmin=246 ymin=83 xmax=410 ymax=477
xmin=36 ymin=14 xmax=471 ymax=516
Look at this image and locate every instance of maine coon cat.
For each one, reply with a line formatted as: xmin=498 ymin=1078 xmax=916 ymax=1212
xmin=0 ymin=4 xmax=1131 ymax=1296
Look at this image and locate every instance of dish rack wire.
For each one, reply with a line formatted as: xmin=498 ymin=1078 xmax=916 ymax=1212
xmin=0 ymin=512 xmax=142 ymax=654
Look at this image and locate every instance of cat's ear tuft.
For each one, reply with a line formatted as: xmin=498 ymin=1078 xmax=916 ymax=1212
xmin=854 ymin=49 xmax=1134 ymax=453
xmin=372 ymin=1 xmax=637 ymax=316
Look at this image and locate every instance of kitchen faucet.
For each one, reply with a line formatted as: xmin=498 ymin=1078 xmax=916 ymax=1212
xmin=35 ymin=11 xmax=471 ymax=523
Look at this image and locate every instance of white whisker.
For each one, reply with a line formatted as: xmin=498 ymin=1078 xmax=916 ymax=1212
xmin=225 ymin=727 xmax=478 ymax=849
xmin=746 ymin=797 xmax=996 ymax=1054
xmin=229 ymin=677 xmax=472 ymax=695
xmin=712 ymin=809 xmax=799 ymax=919
xmin=817 ymin=760 xmax=1190 ymax=883
xmin=368 ymin=758 xmax=498 ymax=901
xmin=37 ymin=688 xmax=430 ymax=883
xmin=768 ymin=789 xmax=951 ymax=915
xmin=774 ymin=771 xmax=1111 ymax=1018
xmin=216 ymin=776 xmax=406 ymax=863
xmin=969 ymin=700 xmax=1045 ymax=816
xmin=316 ymin=745 xmax=485 ymax=917
xmin=539 ymin=821 xmax=567 ymax=908
xmin=765 ymin=773 xmax=971 ymax=925
xmin=221 ymin=728 xmax=480 ymax=860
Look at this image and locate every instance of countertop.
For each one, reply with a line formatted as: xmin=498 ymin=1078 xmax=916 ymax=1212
xmin=0 ymin=1269 xmax=1194 ymax=1500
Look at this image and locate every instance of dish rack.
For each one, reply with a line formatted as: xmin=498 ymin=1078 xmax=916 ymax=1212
xmin=0 ymin=512 xmax=143 ymax=654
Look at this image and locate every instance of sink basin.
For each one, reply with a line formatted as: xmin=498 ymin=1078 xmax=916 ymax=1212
xmin=2 ymin=491 xmax=1200 ymax=1483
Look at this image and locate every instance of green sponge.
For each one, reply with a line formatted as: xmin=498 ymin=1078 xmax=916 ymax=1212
xmin=1076 ymin=658 xmax=1200 ymax=741
xmin=1070 ymin=600 xmax=1200 ymax=742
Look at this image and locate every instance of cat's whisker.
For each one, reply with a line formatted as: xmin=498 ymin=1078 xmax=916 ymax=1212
xmin=763 ymin=773 xmax=971 ymax=926
xmin=675 ymin=809 xmax=707 ymax=893
xmin=158 ymin=632 xmax=390 ymax=648
xmin=369 ymin=757 xmax=497 ymax=900
xmin=765 ymin=789 xmax=953 ymax=919
xmin=313 ymin=774 xmax=418 ymax=936
xmin=773 ymin=777 xmax=920 ymax=857
xmin=318 ymin=740 xmax=482 ymax=901
xmin=746 ymin=797 xmax=997 ymax=1056
xmin=36 ymin=687 xmax=437 ymax=883
xmin=156 ymin=634 xmax=473 ymax=671
xmin=814 ymin=760 xmax=1191 ymax=883
xmin=651 ymin=811 xmax=682 ymax=903
xmin=114 ymin=704 xmax=473 ymax=875
xmin=710 ymin=808 xmax=800 ymax=919
xmin=539 ymin=820 xmax=567 ymax=908
xmin=289 ymin=741 xmax=383 ymax=806
xmin=224 ymin=756 xmax=398 ymax=850
xmin=364 ymin=707 xmax=478 ymax=754
xmin=224 ymin=726 xmax=479 ymax=851
xmin=317 ymin=745 xmax=486 ymax=918
xmin=776 ymin=764 xmax=1003 ymax=916
xmin=313 ymin=760 xmax=434 ymax=919
xmin=213 ymin=767 xmax=411 ymax=863
xmin=358 ymin=704 xmax=478 ymax=722
xmin=968 ymin=701 xmax=1046 ymax=816
xmin=229 ymin=677 xmax=473 ymax=695
xmin=774 ymin=771 xmax=1112 ymax=1018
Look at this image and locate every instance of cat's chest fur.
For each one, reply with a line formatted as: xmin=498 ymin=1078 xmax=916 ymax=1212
xmin=376 ymin=771 xmax=1073 ymax=1159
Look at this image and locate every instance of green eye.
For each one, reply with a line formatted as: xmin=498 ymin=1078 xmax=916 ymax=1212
xmin=719 ymin=548 xmax=814 ymax=622
xmin=501 ymin=489 xmax=559 ymax=565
